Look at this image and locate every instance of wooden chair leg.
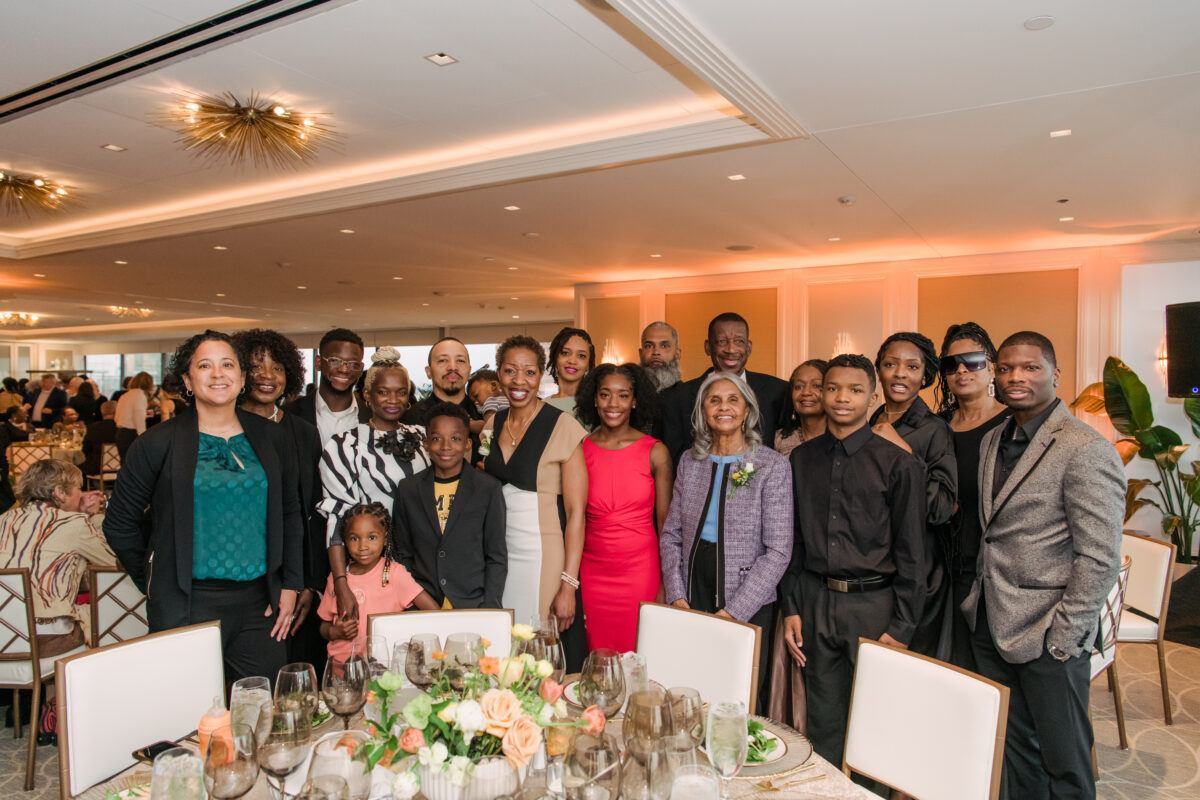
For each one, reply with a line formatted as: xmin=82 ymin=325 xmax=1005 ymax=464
xmin=1106 ymin=667 xmax=1114 ymax=693
xmin=25 ymin=679 xmax=40 ymax=790
xmin=1108 ymin=662 xmax=1128 ymax=750
xmin=13 ymin=687 xmax=21 ymax=739
xmin=1156 ymin=640 xmax=1173 ymax=725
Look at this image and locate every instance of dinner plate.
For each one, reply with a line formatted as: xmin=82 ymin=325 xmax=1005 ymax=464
xmin=700 ymin=729 xmax=787 ymax=765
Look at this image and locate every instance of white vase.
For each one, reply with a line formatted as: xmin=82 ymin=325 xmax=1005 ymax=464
xmin=417 ymin=756 xmax=521 ymax=800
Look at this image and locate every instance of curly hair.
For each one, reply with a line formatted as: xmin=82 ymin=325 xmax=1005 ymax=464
xmin=232 ymin=328 xmax=306 ymax=402
xmin=827 ymin=353 xmax=877 ymax=391
xmin=875 ymin=332 xmax=938 ymax=389
xmin=935 ymin=321 xmax=998 ymax=413
xmin=496 ymin=335 xmax=546 ymax=374
xmin=574 ymin=362 xmax=660 ymax=433
xmin=547 ymin=327 xmax=596 ymax=382
xmin=334 ymin=502 xmax=394 ymax=579
xmin=169 ymin=330 xmax=242 ymax=391
xmin=777 ymin=359 xmax=829 ymax=437
xmin=362 ymin=346 xmax=410 ymax=398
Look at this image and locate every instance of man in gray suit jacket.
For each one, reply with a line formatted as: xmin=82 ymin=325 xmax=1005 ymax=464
xmin=963 ymin=331 xmax=1124 ymax=800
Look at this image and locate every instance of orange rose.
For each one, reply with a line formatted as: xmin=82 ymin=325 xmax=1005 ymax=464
xmin=480 ymin=637 xmax=492 ymax=648
xmin=502 ymin=715 xmax=542 ymax=771
xmin=539 ymin=679 xmax=563 ymax=704
xmin=432 ymin=650 xmax=448 ymax=660
xmin=480 ymin=688 xmax=522 ymax=737
xmin=479 ymin=656 xmax=500 ymax=675
xmin=581 ymin=706 xmax=605 ymax=736
xmin=398 ymin=726 xmax=426 ymax=754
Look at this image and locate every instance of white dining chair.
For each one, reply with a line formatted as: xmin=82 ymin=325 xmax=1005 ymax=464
xmin=843 ymin=638 xmax=1009 ymax=800
xmin=85 ymin=442 xmax=121 ymax=492
xmin=368 ymin=608 xmax=515 ymax=661
xmin=87 ymin=566 xmax=149 ymax=647
xmin=1090 ymin=555 xmax=1132 ymax=776
xmin=0 ymin=568 xmax=87 ymax=790
xmin=1118 ymin=531 xmax=1177 ymax=725
xmin=634 ymin=602 xmax=761 ymax=710
xmin=55 ymin=621 xmax=224 ymax=800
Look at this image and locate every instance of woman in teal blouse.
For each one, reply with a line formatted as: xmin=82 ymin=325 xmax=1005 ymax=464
xmin=105 ymin=330 xmax=303 ymax=682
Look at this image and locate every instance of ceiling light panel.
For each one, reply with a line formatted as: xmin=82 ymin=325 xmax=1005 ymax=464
xmin=424 ymin=52 xmax=459 ymax=66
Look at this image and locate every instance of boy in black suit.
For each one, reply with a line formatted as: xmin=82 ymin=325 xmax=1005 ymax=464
xmin=392 ymin=402 xmax=507 ymax=608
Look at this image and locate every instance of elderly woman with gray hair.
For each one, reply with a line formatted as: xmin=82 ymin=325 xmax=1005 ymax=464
xmin=659 ymin=371 xmax=792 ymax=712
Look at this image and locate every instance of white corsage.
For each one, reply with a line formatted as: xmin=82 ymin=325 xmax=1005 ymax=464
xmin=729 ymin=461 xmax=757 ymax=498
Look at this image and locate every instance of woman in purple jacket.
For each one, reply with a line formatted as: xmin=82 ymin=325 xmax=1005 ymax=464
xmin=659 ymin=371 xmax=793 ymax=712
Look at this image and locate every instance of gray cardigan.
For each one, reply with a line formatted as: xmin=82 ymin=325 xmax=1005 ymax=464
xmin=659 ymin=444 xmax=793 ymax=621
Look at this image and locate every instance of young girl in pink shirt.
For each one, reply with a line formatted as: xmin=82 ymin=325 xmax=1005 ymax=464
xmin=317 ymin=502 xmax=438 ymax=660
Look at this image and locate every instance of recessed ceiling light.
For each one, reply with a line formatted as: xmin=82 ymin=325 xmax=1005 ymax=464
xmin=1059 ymin=216 xmax=1075 ymax=222
xmin=1050 ymin=129 xmax=1072 ymax=138
xmin=512 ymin=315 xmax=520 ymax=319
xmin=297 ymin=285 xmax=308 ymax=289
xmin=650 ymin=254 xmax=662 ymax=258
xmin=425 ymin=52 xmax=459 ymax=66
xmin=344 ymin=308 xmax=352 ymax=312
xmin=1024 ymin=15 xmax=1055 ymax=31
xmin=114 ymin=260 xmax=127 ymax=265
xmin=726 ymin=174 xmax=746 ymax=181
xmin=339 ymin=229 xmax=355 ymax=234
xmin=827 ymin=237 xmax=842 ymax=242
xmin=726 ymin=244 xmax=754 ymax=251
xmin=503 ymin=205 xmax=521 ymax=211
xmin=101 ymin=144 xmax=127 ymax=152
xmin=523 ymin=232 xmax=539 ymax=238
xmin=213 ymin=245 xmax=228 ymax=250
xmin=507 ymin=266 xmax=519 ymax=271
xmin=484 ymin=257 xmax=496 ymax=262
xmin=33 ymin=273 xmax=45 ymax=277
xmin=421 ymin=302 xmax=430 ymax=307
xmin=392 ymin=276 xmax=403 ymax=280
xmin=215 ymin=293 xmax=226 ymax=297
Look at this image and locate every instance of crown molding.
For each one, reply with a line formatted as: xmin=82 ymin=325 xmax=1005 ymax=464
xmin=606 ymin=0 xmax=808 ymax=139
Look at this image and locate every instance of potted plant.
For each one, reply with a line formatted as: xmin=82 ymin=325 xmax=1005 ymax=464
xmin=1072 ymin=356 xmax=1200 ymax=563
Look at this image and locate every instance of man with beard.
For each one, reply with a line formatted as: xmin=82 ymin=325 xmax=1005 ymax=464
xmin=639 ymin=321 xmax=683 ymax=392
xmin=401 ymin=337 xmax=483 ymax=452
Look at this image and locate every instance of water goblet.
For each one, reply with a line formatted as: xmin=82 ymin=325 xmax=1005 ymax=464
xmin=577 ymin=648 xmax=625 ymax=720
xmin=620 ymin=736 xmax=672 ymax=800
xmin=150 ymin=746 xmax=205 ymax=800
xmin=257 ymin=703 xmax=313 ymax=800
xmin=669 ymin=764 xmax=720 ymax=800
xmin=321 ymin=651 xmax=369 ymax=729
xmin=563 ymin=733 xmax=621 ymax=800
xmin=667 ymin=687 xmax=704 ymax=749
xmin=704 ymin=701 xmax=748 ymax=799
xmin=623 ymin=686 xmax=673 ymax=747
xmin=230 ymin=676 xmax=273 ymax=746
xmin=404 ymin=634 xmax=442 ymax=691
xmin=527 ymin=614 xmax=566 ymax=682
xmin=296 ymin=775 xmax=349 ymax=800
xmin=361 ymin=635 xmax=389 ymax=679
xmin=275 ymin=662 xmax=320 ymax=720
xmin=202 ymin=723 xmax=259 ymax=800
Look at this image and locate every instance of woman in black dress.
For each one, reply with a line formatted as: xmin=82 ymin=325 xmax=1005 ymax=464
xmin=935 ymin=322 xmax=1009 ymax=671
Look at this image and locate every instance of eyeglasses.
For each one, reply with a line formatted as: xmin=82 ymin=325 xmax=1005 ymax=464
xmin=939 ymin=351 xmax=989 ymax=374
xmin=322 ymin=356 xmax=364 ymax=373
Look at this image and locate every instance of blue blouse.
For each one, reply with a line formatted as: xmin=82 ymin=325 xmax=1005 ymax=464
xmin=700 ymin=454 xmax=741 ymax=543
xmin=192 ymin=433 xmax=268 ymax=581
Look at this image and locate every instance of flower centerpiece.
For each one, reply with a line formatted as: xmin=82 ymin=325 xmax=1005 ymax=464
xmin=359 ymin=625 xmax=605 ymax=800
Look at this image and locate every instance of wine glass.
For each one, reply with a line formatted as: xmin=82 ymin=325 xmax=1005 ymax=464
xmin=297 ymin=775 xmax=349 ymax=800
xmin=562 ymin=733 xmax=621 ymax=800
xmin=526 ymin=614 xmax=566 ymax=682
xmin=275 ymin=662 xmax=320 ymax=721
xmin=361 ymin=635 xmax=389 ymax=679
xmin=623 ymin=686 xmax=674 ymax=747
xmin=667 ymin=687 xmax=705 ymax=749
xmin=621 ymin=737 xmax=672 ymax=800
xmin=577 ymin=648 xmax=625 ymax=720
xmin=258 ymin=703 xmax=313 ymax=800
xmin=669 ymin=764 xmax=720 ymax=800
xmin=405 ymin=634 xmax=442 ymax=691
xmin=150 ymin=746 xmax=204 ymax=800
xmin=705 ymin=701 xmax=748 ymax=799
xmin=445 ymin=632 xmax=483 ymax=670
xmin=321 ymin=651 xmax=369 ymax=729
xmin=230 ymin=676 xmax=273 ymax=746
xmin=203 ymin=723 xmax=259 ymax=800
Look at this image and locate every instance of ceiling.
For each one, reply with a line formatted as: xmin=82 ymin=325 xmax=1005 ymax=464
xmin=1 ymin=0 xmax=1198 ymax=342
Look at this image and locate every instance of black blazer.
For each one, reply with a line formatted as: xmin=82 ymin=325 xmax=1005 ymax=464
xmin=283 ymin=391 xmax=370 ymax=431
xmin=82 ymin=418 xmax=118 ymax=476
xmin=103 ymin=407 xmax=303 ymax=632
xmin=24 ymin=387 xmax=68 ymax=427
xmin=657 ymin=368 xmax=789 ymax=464
xmin=391 ymin=464 xmax=507 ymax=609
xmin=280 ymin=412 xmax=327 ymax=590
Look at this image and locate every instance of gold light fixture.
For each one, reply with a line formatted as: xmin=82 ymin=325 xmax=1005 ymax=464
xmin=0 ymin=312 xmax=40 ymax=327
xmin=0 ymin=170 xmax=72 ymax=215
xmin=161 ymin=91 xmax=338 ymax=169
xmin=109 ymin=306 xmax=154 ymax=319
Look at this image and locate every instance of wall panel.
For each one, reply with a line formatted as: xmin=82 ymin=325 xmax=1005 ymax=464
xmin=583 ymin=295 xmax=641 ymax=365
xmin=665 ymin=287 xmax=778 ymax=379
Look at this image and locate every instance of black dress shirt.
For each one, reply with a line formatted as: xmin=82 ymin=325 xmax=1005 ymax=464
xmin=400 ymin=392 xmax=483 ymax=460
xmin=938 ymin=408 xmax=1009 ymax=570
xmin=781 ymin=423 xmax=928 ymax=643
xmin=992 ymin=398 xmax=1061 ymax=499
xmin=869 ymin=397 xmax=957 ymax=526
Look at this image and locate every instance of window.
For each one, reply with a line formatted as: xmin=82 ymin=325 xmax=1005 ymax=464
xmin=123 ymin=353 xmax=164 ymax=389
xmin=84 ymin=354 xmax=122 ymax=397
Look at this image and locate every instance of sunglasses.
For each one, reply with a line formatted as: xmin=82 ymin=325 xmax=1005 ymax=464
xmin=939 ymin=351 xmax=989 ymax=374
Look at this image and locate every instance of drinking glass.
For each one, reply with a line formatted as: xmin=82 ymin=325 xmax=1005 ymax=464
xmin=257 ymin=703 xmax=313 ymax=800
xmin=667 ymin=687 xmax=704 ymax=749
xmin=202 ymin=723 xmax=259 ymax=800
xmin=669 ymin=764 xmax=720 ymax=800
xmin=623 ymin=686 xmax=673 ymax=747
xmin=562 ymin=733 xmax=621 ymax=800
xmin=296 ymin=776 xmax=349 ymax=800
xmin=389 ymin=641 xmax=409 ymax=678
xmin=405 ymin=634 xmax=442 ymax=691
xmin=704 ymin=701 xmax=748 ymax=799
xmin=230 ymin=676 xmax=273 ymax=746
xmin=275 ymin=662 xmax=320 ymax=720
xmin=150 ymin=746 xmax=204 ymax=800
xmin=528 ymin=614 xmax=567 ymax=682
xmin=445 ymin=632 xmax=483 ymax=670
xmin=619 ymin=737 xmax=672 ymax=800
xmin=308 ymin=730 xmax=372 ymax=800
xmin=621 ymin=652 xmax=650 ymax=699
xmin=577 ymin=649 xmax=625 ymax=720
xmin=361 ymin=635 xmax=389 ymax=679
xmin=321 ymin=652 xmax=369 ymax=729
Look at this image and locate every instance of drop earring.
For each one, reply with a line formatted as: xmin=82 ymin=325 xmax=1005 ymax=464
xmin=988 ymin=382 xmax=995 ymax=398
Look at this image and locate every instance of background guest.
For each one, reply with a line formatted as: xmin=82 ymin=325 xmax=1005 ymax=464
xmin=468 ymin=368 xmax=506 ymax=422
xmin=113 ymin=371 xmax=154 ymax=458
xmin=7 ymin=405 xmax=31 ymax=437
xmin=546 ymin=326 xmax=595 ymax=414
xmin=104 ymin=330 xmax=303 ymax=682
xmin=870 ymin=332 xmax=957 ymax=660
xmin=401 ymin=337 xmax=483 ymax=432
xmin=109 ymin=376 xmax=131 ymax=403
xmin=60 ymin=407 xmax=84 ymax=429
xmin=575 ymin=363 xmax=672 ymax=652
xmin=68 ymin=380 xmax=103 ymax=424
xmin=82 ymin=401 xmax=118 ymax=478
xmin=0 ymin=378 xmax=23 ymax=416
xmin=24 ymin=373 xmax=67 ymax=428
xmin=659 ymin=371 xmax=792 ymax=713
xmin=773 ymin=359 xmax=828 ymax=457
xmin=639 ymin=321 xmax=683 ymax=392
xmin=935 ymin=322 xmax=1009 ymax=670
xmin=482 ymin=335 xmax=588 ymax=670
xmin=284 ymin=327 xmax=370 ymax=445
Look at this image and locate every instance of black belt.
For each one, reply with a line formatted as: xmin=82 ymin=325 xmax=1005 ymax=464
xmin=808 ymin=571 xmax=893 ymax=593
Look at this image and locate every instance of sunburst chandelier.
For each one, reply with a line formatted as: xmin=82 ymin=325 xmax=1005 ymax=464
xmin=0 ymin=312 xmax=40 ymax=327
xmin=109 ymin=306 xmax=154 ymax=319
xmin=0 ymin=170 xmax=72 ymax=215
xmin=161 ymin=91 xmax=338 ymax=169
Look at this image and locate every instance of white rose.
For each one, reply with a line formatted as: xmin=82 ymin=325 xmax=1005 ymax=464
xmin=455 ymin=699 xmax=486 ymax=744
xmin=518 ymin=652 xmax=536 ymax=670
xmin=537 ymin=702 xmax=555 ymax=726
xmin=447 ymin=755 xmax=474 ymax=787
xmin=391 ymin=771 xmax=420 ymax=800
xmin=745 ymin=462 xmax=754 ymax=472
xmin=418 ymin=741 xmax=449 ymax=766
xmin=535 ymin=659 xmax=553 ymax=678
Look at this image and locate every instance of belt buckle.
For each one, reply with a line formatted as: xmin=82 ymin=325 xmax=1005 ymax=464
xmin=827 ymin=577 xmax=850 ymax=593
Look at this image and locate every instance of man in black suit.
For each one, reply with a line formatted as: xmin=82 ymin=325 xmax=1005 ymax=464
xmin=23 ymin=373 xmax=68 ymax=428
xmin=392 ymin=403 xmax=507 ymax=608
xmin=81 ymin=400 xmax=118 ymax=477
xmin=284 ymin=327 xmax=370 ymax=444
xmin=657 ymin=312 xmax=788 ymax=463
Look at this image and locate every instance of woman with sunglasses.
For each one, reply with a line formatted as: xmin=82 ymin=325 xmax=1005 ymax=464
xmin=935 ymin=322 xmax=1009 ymax=670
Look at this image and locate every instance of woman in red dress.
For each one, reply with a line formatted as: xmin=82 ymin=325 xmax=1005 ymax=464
xmin=575 ymin=363 xmax=674 ymax=652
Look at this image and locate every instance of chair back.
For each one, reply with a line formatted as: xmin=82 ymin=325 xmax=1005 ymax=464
xmin=844 ymin=639 xmax=1009 ymax=800
xmin=0 ymin=568 xmax=37 ymax=665
xmin=56 ymin=621 xmax=224 ymax=798
xmin=88 ymin=566 xmax=148 ymax=646
xmin=634 ymin=602 xmax=760 ymax=710
xmin=7 ymin=443 xmax=52 ymax=482
xmin=368 ymin=609 xmax=514 ymax=660
xmin=1090 ymin=556 xmax=1131 ymax=680
xmin=1120 ymin=532 xmax=1175 ymax=625
xmin=99 ymin=443 xmax=121 ymax=475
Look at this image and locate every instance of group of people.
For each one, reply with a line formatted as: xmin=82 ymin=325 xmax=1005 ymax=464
xmin=0 ymin=311 xmax=1124 ymax=799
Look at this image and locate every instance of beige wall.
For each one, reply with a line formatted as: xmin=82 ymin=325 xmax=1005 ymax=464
xmin=806 ymin=280 xmax=886 ymax=363
xmin=582 ymin=296 xmax=641 ymax=365
xmin=665 ymin=287 xmax=778 ymax=379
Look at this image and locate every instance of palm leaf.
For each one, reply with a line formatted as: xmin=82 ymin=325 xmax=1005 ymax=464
xmin=1070 ymin=382 xmax=1107 ymax=415
xmin=1102 ymin=356 xmax=1153 ymax=435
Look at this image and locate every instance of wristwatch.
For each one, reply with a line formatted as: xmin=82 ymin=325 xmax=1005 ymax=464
xmin=1047 ymin=643 xmax=1071 ymax=662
